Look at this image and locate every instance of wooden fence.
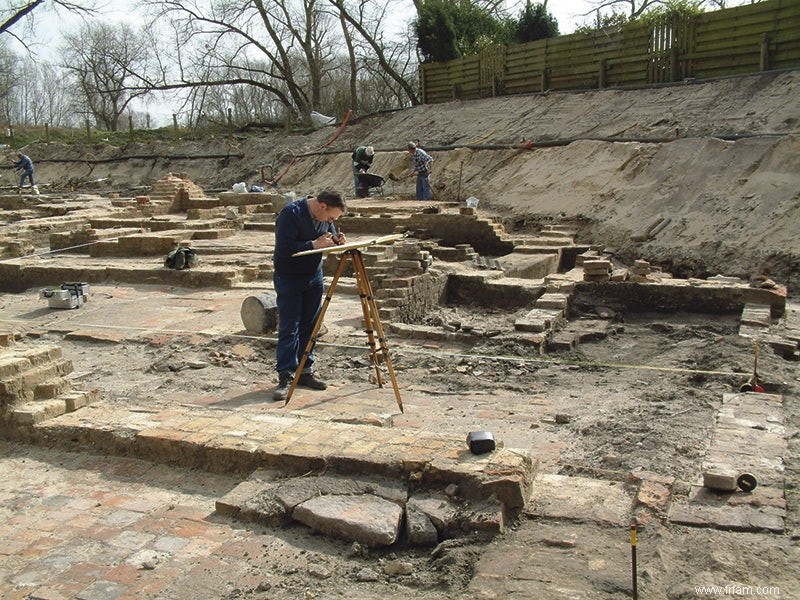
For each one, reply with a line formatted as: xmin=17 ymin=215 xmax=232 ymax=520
xmin=420 ymin=0 xmax=800 ymax=104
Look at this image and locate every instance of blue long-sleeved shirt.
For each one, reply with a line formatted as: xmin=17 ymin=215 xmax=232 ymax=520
xmin=15 ymin=155 xmax=33 ymax=173
xmin=273 ymin=197 xmax=337 ymax=277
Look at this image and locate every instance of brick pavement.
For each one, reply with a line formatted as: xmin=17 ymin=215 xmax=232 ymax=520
xmin=0 ymin=441 xmax=271 ymax=599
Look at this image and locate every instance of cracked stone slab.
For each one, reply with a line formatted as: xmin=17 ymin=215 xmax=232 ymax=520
xmin=524 ymin=473 xmax=632 ymax=527
xmin=293 ymin=493 xmax=404 ymax=547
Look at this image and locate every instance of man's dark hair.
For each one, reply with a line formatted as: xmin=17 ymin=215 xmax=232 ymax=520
xmin=317 ymin=190 xmax=346 ymax=210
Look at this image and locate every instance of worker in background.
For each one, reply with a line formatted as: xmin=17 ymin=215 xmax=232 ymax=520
xmin=14 ymin=152 xmax=35 ymax=190
xmin=271 ymin=190 xmax=347 ymax=402
xmin=351 ymin=145 xmax=374 ymax=197
xmin=407 ymin=141 xmax=433 ymax=200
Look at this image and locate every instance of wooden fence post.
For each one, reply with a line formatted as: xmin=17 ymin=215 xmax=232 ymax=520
xmin=45 ymin=123 xmax=50 ymax=143
xmin=227 ymin=108 xmax=233 ymax=142
xmin=128 ymin=115 xmax=134 ymax=143
xmin=760 ymin=34 xmax=770 ymax=71
xmin=670 ymin=46 xmax=680 ymax=82
xmin=85 ymin=120 xmax=91 ymax=143
xmin=540 ymin=69 xmax=548 ymax=92
xmin=598 ymin=59 xmax=607 ymax=88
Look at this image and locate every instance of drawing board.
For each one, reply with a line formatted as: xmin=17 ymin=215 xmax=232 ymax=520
xmin=291 ymin=233 xmax=405 ymax=257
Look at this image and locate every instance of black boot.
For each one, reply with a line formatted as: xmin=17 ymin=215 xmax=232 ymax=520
xmin=297 ymin=372 xmax=327 ymax=390
xmin=272 ymin=372 xmax=293 ymax=402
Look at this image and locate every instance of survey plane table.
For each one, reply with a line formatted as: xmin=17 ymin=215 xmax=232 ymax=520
xmin=286 ymin=233 xmax=406 ymax=412
xmin=290 ymin=233 xmax=405 ymax=257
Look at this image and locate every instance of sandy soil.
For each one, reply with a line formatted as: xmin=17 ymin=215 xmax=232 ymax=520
xmin=9 ymin=70 xmax=799 ymax=289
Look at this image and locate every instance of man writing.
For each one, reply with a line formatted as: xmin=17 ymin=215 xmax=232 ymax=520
xmin=272 ymin=190 xmax=347 ymax=401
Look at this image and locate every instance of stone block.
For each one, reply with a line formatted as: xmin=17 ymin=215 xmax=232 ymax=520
xmin=702 ymin=466 xmax=738 ymax=492
xmin=11 ymin=398 xmax=68 ymax=425
xmin=584 ymin=273 xmax=611 ymax=282
xmin=405 ymin=504 xmax=439 ymax=546
xmin=535 ymin=293 xmax=568 ymax=310
xmin=611 ymin=268 xmax=629 ymax=281
xmin=293 ymin=493 xmax=403 ymax=547
xmin=514 ymin=308 xmax=561 ymax=333
xmin=33 ymin=377 xmax=72 ymax=400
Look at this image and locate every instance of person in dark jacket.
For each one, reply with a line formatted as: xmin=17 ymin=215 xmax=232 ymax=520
xmin=351 ymin=145 xmax=374 ymax=197
xmin=272 ymin=190 xmax=347 ymax=401
xmin=14 ymin=152 xmax=35 ymax=189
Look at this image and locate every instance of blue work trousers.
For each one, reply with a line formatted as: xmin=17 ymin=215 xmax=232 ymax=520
xmin=416 ymin=172 xmax=431 ymax=200
xmin=19 ymin=170 xmax=34 ymax=187
xmin=273 ymin=270 xmax=324 ymax=376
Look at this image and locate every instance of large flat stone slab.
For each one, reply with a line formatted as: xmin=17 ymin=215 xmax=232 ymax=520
xmin=524 ymin=473 xmax=632 ymax=527
xmin=293 ymin=494 xmax=403 ymax=547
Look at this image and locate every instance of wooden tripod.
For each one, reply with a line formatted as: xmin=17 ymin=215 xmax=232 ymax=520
xmin=284 ymin=248 xmax=404 ymax=413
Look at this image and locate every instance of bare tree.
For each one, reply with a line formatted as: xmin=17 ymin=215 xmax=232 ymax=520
xmin=137 ymin=0 xmax=420 ymax=125
xmin=327 ymin=0 xmax=419 ymax=106
xmin=584 ymin=0 xmax=669 ymax=21
xmin=337 ymin=4 xmax=359 ymax=112
xmin=137 ymin=0 xmax=341 ymax=124
xmin=61 ymin=21 xmax=154 ymax=130
xmin=409 ymin=0 xmax=510 ymax=13
xmin=1 ymin=0 xmax=97 ymax=50
xmin=0 ymin=0 xmax=47 ymax=39
xmin=0 ymin=40 xmax=22 ymax=124
xmin=582 ymin=0 xmax=757 ymax=23
xmin=21 ymin=61 xmax=75 ymax=126
xmin=0 ymin=41 xmax=74 ymax=127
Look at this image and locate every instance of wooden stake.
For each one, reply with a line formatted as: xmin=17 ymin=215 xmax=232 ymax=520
xmin=631 ymin=524 xmax=638 ymax=600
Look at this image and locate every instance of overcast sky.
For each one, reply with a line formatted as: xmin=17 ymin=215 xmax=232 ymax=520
xmin=547 ymin=1 xmax=597 ymax=33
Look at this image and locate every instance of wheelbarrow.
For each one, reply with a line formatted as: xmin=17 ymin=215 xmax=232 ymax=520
xmin=356 ymin=172 xmax=386 ymax=198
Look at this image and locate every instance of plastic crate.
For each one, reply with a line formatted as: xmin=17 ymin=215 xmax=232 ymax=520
xmin=40 ymin=288 xmax=83 ymax=309
xmin=39 ymin=282 xmax=90 ymax=309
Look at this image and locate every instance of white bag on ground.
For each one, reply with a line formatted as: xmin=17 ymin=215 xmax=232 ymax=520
xmin=310 ymin=111 xmax=336 ymax=128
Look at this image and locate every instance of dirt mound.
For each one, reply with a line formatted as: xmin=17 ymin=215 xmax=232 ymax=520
xmin=14 ymin=70 xmax=800 ymax=289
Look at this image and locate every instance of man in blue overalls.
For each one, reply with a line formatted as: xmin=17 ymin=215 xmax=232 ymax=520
xmin=14 ymin=152 xmax=35 ymax=190
xmin=271 ymin=190 xmax=347 ymax=401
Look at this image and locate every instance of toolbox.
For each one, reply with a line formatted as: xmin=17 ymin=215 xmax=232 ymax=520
xmin=39 ymin=282 xmax=90 ymax=309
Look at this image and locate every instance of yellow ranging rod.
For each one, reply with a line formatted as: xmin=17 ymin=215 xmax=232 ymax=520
xmin=739 ymin=339 xmax=763 ymax=393
xmin=286 ymin=234 xmax=405 ymax=413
